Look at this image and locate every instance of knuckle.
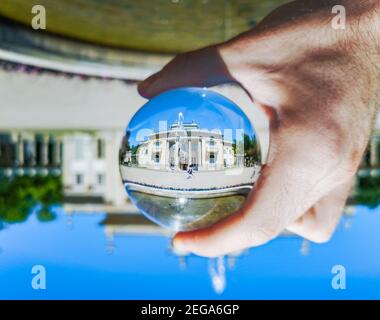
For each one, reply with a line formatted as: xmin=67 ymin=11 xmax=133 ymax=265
xmin=188 ymin=231 xmax=229 ymax=258
xmin=335 ymin=149 xmax=363 ymax=179
xmin=244 ymin=224 xmax=279 ymax=247
xmin=308 ymin=229 xmax=334 ymax=243
xmin=303 ymin=129 xmax=362 ymax=183
xmin=304 ymin=221 xmax=338 ymax=243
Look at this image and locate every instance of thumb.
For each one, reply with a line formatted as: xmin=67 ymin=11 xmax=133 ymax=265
xmin=138 ymin=45 xmax=234 ymax=99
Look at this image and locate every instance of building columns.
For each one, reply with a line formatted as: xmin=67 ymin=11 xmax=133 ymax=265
xmin=9 ymin=132 xmax=17 ymax=166
xmin=175 ymin=139 xmax=179 ymax=169
xmin=42 ymin=134 xmax=49 ymax=166
xmin=188 ymin=139 xmax=192 ymax=166
xmin=54 ymin=136 xmax=62 ymax=166
xmin=217 ymin=142 xmax=224 ymax=169
xmin=202 ymin=139 xmax=208 ymax=170
xmin=29 ymin=139 xmax=36 ymax=166
xmin=17 ymin=133 xmax=24 ymax=166
xmin=197 ymin=140 xmax=201 ymax=169
xmin=370 ymin=137 xmax=379 ymax=168
xmin=164 ymin=141 xmax=170 ymax=168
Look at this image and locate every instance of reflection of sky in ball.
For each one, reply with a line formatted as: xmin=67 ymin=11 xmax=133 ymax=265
xmin=127 ymin=87 xmax=256 ymax=146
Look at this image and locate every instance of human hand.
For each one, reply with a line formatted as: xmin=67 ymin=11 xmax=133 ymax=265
xmin=138 ymin=0 xmax=380 ymax=257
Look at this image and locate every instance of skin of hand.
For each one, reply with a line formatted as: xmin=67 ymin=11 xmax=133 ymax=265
xmin=138 ymin=0 xmax=380 ymax=257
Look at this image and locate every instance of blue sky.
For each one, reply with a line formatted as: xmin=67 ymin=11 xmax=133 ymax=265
xmin=127 ymin=87 xmax=256 ymax=146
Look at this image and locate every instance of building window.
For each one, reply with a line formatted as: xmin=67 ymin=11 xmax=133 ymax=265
xmin=75 ymin=173 xmax=84 ymax=185
xmin=97 ymin=173 xmax=105 ymax=185
xmin=154 ymin=153 xmax=160 ymax=163
xmin=155 ymin=140 xmax=160 ymax=147
xmin=209 ymin=153 xmax=215 ymax=164
xmin=210 ymin=136 xmax=215 ymax=146
xmin=74 ymin=138 xmax=84 ymax=160
xmin=97 ymin=139 xmax=105 ymax=159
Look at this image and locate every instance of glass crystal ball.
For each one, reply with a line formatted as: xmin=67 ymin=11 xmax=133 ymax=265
xmin=119 ymin=87 xmax=262 ymax=231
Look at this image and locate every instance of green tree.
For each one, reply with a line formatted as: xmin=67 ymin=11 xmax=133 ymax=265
xmin=0 ymin=175 xmax=62 ymax=224
xmin=354 ymin=175 xmax=380 ymax=208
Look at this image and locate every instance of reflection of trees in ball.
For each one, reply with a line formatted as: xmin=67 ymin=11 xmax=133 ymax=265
xmin=232 ymin=133 xmax=261 ymax=167
xmin=120 ymin=130 xmax=139 ymax=166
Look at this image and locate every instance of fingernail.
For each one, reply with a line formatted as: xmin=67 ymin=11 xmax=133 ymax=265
xmin=138 ymin=76 xmax=158 ymax=97
xmin=141 ymin=73 xmax=159 ymax=88
xmin=171 ymin=237 xmax=190 ymax=255
xmin=138 ymin=80 xmax=149 ymax=92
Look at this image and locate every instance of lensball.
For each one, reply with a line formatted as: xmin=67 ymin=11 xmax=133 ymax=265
xmin=119 ymin=87 xmax=262 ymax=231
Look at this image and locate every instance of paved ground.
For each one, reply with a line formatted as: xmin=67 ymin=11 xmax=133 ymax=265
xmin=121 ymin=165 xmax=260 ymax=191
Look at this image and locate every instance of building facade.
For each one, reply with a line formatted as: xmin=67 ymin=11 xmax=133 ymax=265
xmin=0 ymin=130 xmax=127 ymax=207
xmin=62 ymin=130 xmax=126 ymax=206
xmin=0 ymin=131 xmax=62 ymax=175
xmin=129 ymin=119 xmax=237 ymax=171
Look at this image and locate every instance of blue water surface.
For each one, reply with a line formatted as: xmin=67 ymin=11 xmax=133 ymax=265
xmin=0 ymin=205 xmax=379 ymax=300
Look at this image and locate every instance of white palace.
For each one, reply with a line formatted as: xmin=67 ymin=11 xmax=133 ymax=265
xmin=129 ymin=113 xmax=239 ymax=171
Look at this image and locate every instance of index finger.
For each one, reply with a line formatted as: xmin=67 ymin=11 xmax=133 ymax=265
xmin=138 ymin=45 xmax=235 ymax=99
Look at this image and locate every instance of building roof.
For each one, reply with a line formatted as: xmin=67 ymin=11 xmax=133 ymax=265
xmin=144 ymin=128 xmax=226 ymax=142
xmin=170 ymin=122 xmax=199 ymax=130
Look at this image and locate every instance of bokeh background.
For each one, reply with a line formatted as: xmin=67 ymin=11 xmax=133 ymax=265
xmin=0 ymin=0 xmax=379 ymax=299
